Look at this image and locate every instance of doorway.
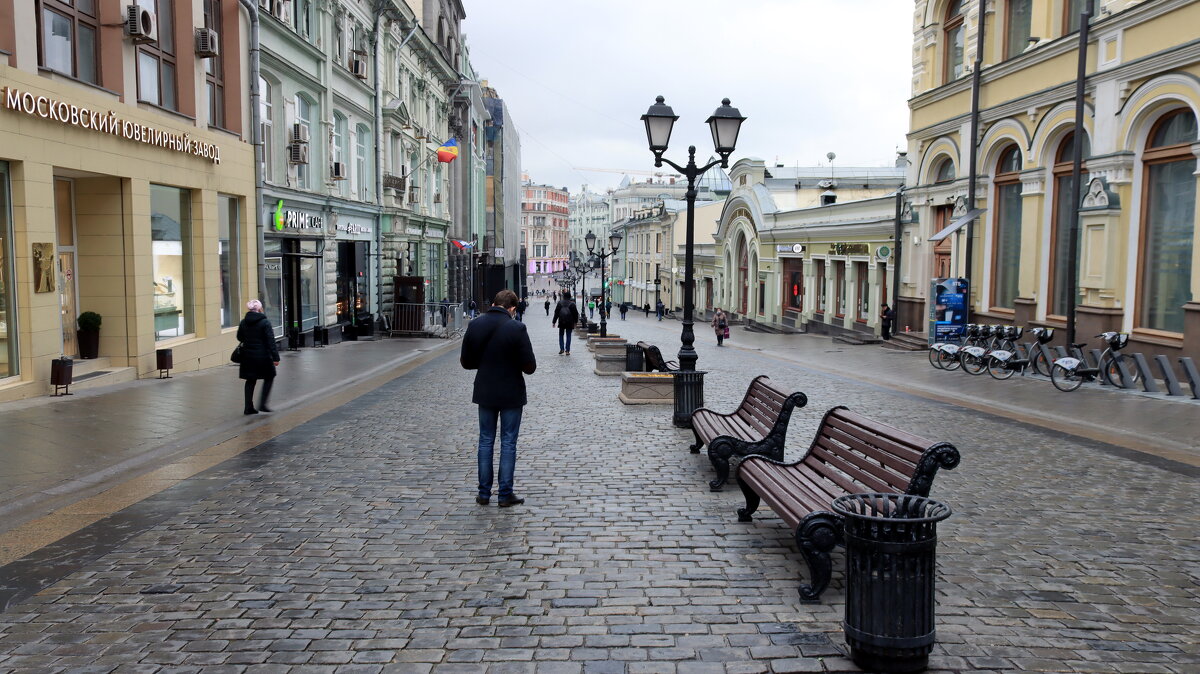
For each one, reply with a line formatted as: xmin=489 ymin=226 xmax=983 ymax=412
xmin=54 ymin=179 xmax=79 ymax=357
xmin=933 ymin=205 xmax=954 ymax=279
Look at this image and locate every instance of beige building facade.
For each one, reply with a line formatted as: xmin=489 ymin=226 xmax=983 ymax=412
xmin=905 ymin=0 xmax=1200 ymax=361
xmin=0 ymin=0 xmax=256 ymax=401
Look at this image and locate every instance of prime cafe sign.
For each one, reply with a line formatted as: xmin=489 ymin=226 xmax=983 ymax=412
xmin=3 ymin=85 xmax=223 ymax=164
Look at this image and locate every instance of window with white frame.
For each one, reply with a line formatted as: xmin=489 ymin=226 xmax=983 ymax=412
xmin=38 ymin=0 xmax=99 ymax=85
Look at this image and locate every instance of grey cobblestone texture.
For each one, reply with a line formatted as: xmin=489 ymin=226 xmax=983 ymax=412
xmin=0 ymin=314 xmax=1196 ymax=672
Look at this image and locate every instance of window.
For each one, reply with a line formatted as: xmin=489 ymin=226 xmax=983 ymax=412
xmin=136 ymin=0 xmax=177 ymax=110
xmin=784 ymin=260 xmax=804 ymax=312
xmin=38 ymin=0 xmax=99 ymax=84
xmin=992 ymin=145 xmax=1023 ymax=309
xmin=1064 ymin=0 xmax=1088 ymax=35
xmin=535 ymin=244 xmax=548 ymax=258
xmin=333 ymin=114 xmax=348 ymax=197
xmin=260 ymin=77 xmax=274 ymax=182
xmin=295 ymin=95 xmax=313 ymax=189
xmin=934 ymin=158 xmax=956 ymax=184
xmin=815 ymin=260 xmax=827 ymax=313
xmin=204 ymin=0 xmax=225 ymax=127
xmin=151 ymin=185 xmax=193 ymax=340
xmin=944 ymin=0 xmax=966 ymax=83
xmin=1139 ymin=109 xmax=1197 ymax=334
xmin=293 ymin=0 xmax=312 ymax=37
xmin=1049 ymin=132 xmax=1089 ymax=316
xmin=218 ymin=195 xmax=240 ymax=328
xmin=0 ymin=161 xmax=16 ymax=377
xmin=835 ymin=262 xmax=846 ymax=317
xmin=1005 ymin=0 xmax=1033 ymax=59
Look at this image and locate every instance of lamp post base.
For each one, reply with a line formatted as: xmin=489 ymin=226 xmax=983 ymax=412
xmin=672 ymin=370 xmax=706 ymax=428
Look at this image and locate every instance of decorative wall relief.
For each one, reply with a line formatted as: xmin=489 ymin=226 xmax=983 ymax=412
xmin=32 ymin=243 xmax=55 ymax=293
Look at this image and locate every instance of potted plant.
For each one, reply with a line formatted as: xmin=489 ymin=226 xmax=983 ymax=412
xmin=77 ymin=311 xmax=102 ymax=359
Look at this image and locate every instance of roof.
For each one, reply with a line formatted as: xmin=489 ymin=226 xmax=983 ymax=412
xmin=765 ymin=166 xmax=905 ymax=180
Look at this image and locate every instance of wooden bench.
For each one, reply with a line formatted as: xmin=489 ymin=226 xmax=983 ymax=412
xmin=688 ymin=375 xmax=808 ymax=491
xmin=735 ymin=406 xmax=960 ymax=601
xmin=637 ymin=341 xmax=677 ymax=372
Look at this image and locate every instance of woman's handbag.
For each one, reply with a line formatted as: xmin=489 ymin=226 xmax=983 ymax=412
xmin=230 ymin=343 xmax=243 ymax=363
xmin=723 ymin=326 xmax=730 ymax=339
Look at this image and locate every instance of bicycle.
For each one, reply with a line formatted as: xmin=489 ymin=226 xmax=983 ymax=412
xmin=985 ymin=327 xmax=1039 ymax=381
xmin=1024 ymin=327 xmax=1055 ymax=377
xmin=1049 ymin=331 xmax=1135 ymax=392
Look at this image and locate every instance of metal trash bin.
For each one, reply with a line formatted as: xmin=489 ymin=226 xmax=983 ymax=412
xmin=671 ymin=370 xmax=705 ymax=428
xmin=50 ymin=357 xmax=74 ymax=396
xmin=625 ymin=344 xmax=644 ymax=372
xmin=831 ymin=493 xmax=952 ymax=673
xmin=155 ymin=348 xmax=173 ymax=379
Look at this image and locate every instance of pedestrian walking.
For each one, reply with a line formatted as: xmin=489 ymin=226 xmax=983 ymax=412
xmin=655 ymin=299 xmax=665 ymax=321
xmin=460 ymin=289 xmax=536 ymax=508
xmin=544 ymin=298 xmax=551 ymax=316
xmin=516 ymin=297 xmax=528 ymax=322
xmin=711 ymin=307 xmax=728 ymax=346
xmin=552 ymin=291 xmax=580 ymax=355
xmin=644 ymin=302 xmax=651 ymax=317
xmin=588 ymin=299 xmax=596 ymax=319
xmin=605 ymin=300 xmax=612 ymax=318
xmin=236 ymin=299 xmax=280 ymax=415
xmin=439 ymin=298 xmax=449 ymax=327
xmin=880 ymin=302 xmax=896 ymax=340
xmin=619 ymin=302 xmax=627 ymax=320
xmin=468 ymin=299 xmax=478 ymax=318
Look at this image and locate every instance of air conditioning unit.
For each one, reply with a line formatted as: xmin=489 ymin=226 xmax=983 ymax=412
xmin=331 ymin=162 xmax=347 ymax=180
xmin=126 ymin=5 xmax=158 ymax=44
xmin=290 ymin=123 xmax=309 ymax=144
xmin=195 ymin=28 xmax=219 ymax=58
xmin=288 ymin=144 xmax=309 ymax=164
xmin=350 ymin=57 xmax=368 ymax=80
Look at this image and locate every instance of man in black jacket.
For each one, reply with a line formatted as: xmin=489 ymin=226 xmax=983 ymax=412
xmin=460 ymin=289 xmax=537 ymax=507
xmin=550 ymin=291 xmax=579 ymax=355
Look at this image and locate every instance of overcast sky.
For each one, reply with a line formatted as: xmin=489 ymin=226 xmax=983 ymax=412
xmin=460 ymin=0 xmax=913 ymax=194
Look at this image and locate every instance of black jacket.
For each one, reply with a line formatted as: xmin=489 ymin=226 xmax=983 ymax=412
xmin=236 ymin=311 xmax=279 ymax=380
xmin=551 ymin=299 xmax=579 ymax=329
xmin=460 ymin=306 xmax=537 ymax=408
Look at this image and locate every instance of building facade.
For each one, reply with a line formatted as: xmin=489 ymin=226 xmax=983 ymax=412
xmin=0 ymin=0 xmax=256 ymax=401
xmin=480 ymin=83 xmax=523 ymax=305
xmin=568 ymin=185 xmax=609 ymax=264
xmin=522 ymin=181 xmax=569 ymax=290
xmin=905 ymin=0 xmax=1200 ymax=362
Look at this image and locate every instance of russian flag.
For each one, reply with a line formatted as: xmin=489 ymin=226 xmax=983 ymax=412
xmin=437 ymin=138 xmax=459 ymax=163
xmin=451 ymin=239 xmax=474 ymax=250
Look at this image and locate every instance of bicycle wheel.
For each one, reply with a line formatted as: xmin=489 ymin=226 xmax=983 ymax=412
xmin=961 ymin=352 xmax=987 ymax=375
xmin=1032 ymin=349 xmax=1051 ymax=377
xmin=939 ymin=349 xmax=961 ymax=371
xmin=988 ymin=357 xmax=1015 ymax=380
xmin=1103 ymin=353 xmax=1140 ymax=387
xmin=928 ymin=347 xmax=943 ymax=369
xmin=1051 ymin=363 xmax=1083 ymax=392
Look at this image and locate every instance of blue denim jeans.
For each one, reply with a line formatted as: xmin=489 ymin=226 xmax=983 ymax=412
xmin=478 ymin=406 xmax=522 ymax=499
xmin=558 ymin=327 xmax=572 ymax=353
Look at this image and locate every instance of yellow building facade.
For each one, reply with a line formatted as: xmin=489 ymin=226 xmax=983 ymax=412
xmin=904 ymin=0 xmax=1200 ymax=361
xmin=0 ymin=1 xmax=257 ymax=401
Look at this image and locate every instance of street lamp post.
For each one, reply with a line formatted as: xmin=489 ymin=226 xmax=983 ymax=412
xmin=574 ymin=257 xmax=588 ymax=328
xmin=641 ymin=96 xmax=746 ymax=427
xmin=585 ymin=230 xmax=623 ymax=338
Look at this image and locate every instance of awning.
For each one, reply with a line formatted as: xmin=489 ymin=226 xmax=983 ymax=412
xmin=928 ymin=208 xmax=987 ymax=242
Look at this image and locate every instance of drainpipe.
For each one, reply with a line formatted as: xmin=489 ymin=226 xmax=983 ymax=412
xmin=1066 ymin=0 xmax=1093 ymax=347
xmin=892 ymin=188 xmax=903 ymax=312
xmin=964 ymin=0 xmax=987 ymax=322
xmin=238 ymin=0 xmax=264 ymax=301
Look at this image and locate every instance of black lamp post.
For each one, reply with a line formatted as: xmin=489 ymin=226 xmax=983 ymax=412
xmin=586 ymin=229 xmax=623 ymax=338
xmin=574 ymin=257 xmax=588 ymax=328
xmin=641 ymin=96 xmax=746 ymax=426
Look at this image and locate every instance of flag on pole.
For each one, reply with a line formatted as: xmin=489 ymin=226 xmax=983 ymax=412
xmin=451 ymin=239 xmax=475 ymax=250
xmin=437 ymin=138 xmax=459 ymax=163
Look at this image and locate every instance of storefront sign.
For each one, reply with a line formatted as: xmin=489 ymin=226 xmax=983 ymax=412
xmin=776 ymin=244 xmax=805 ymax=254
xmin=336 ymin=221 xmax=372 ymax=236
xmin=406 ymin=226 xmax=424 ymax=236
xmin=831 ymin=243 xmax=870 ymax=256
xmin=4 ymin=86 xmax=222 ymax=164
xmin=272 ymin=200 xmax=323 ymax=232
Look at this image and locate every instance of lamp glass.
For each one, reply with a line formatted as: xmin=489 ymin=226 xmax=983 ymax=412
xmin=585 ymin=230 xmax=597 ymax=253
xmin=609 ymin=232 xmax=623 ymax=252
xmin=640 ymin=96 xmax=678 ymax=152
xmin=705 ymin=99 xmax=746 ymax=154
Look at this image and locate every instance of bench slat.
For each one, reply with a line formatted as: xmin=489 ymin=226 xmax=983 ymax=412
xmin=829 ymin=409 xmax=930 ymax=460
xmin=822 ymin=414 xmax=926 ymax=467
xmin=806 ymin=445 xmax=897 ymax=494
xmin=739 ymin=462 xmax=829 ymax=529
xmin=810 ymin=437 xmax=913 ymax=493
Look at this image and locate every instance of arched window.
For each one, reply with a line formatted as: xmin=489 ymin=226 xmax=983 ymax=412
xmin=1139 ymin=109 xmax=1197 ymax=334
xmin=737 ymin=236 xmax=749 ymax=314
xmin=943 ymin=0 xmax=966 ymax=83
xmin=1005 ymin=0 xmax=1033 ymax=59
xmin=1049 ymin=131 xmax=1090 ymax=316
xmin=992 ymin=145 xmax=1023 ymax=308
xmin=259 ymin=76 xmax=274 ymax=183
xmin=295 ymin=94 xmax=314 ymax=189
xmin=934 ymin=157 xmax=956 ymax=184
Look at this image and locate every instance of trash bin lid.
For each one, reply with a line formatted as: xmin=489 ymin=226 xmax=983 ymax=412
xmin=832 ymin=493 xmax=951 ymax=524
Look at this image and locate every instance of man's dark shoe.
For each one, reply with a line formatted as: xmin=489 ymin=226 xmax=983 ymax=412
xmin=475 ymin=496 xmax=489 ymax=505
xmin=498 ymin=496 xmax=525 ymax=507
xmin=258 ymin=405 xmax=272 ymax=413
xmin=558 ymin=349 xmax=564 ymax=354
xmin=244 ymin=408 xmax=258 ymax=415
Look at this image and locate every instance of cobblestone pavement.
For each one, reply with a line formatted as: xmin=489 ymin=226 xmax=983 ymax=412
xmin=0 ymin=314 xmax=1196 ymax=673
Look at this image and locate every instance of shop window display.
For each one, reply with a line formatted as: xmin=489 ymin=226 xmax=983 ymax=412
xmin=0 ymin=162 xmax=16 ymax=377
xmin=218 ymin=195 xmax=240 ymax=328
xmin=151 ymin=185 xmax=192 ymax=340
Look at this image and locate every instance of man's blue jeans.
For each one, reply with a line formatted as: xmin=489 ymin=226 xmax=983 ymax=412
xmin=478 ymin=406 xmax=522 ymax=499
xmin=558 ymin=327 xmax=572 ymax=353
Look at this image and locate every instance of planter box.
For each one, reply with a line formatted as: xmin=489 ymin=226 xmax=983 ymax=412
xmin=592 ymin=338 xmax=627 ymax=357
xmin=618 ymin=372 xmax=675 ymax=405
xmin=594 ymin=353 xmax=626 ymax=376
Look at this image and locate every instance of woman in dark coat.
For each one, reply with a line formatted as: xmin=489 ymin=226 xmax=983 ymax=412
xmin=237 ymin=299 xmax=280 ymax=414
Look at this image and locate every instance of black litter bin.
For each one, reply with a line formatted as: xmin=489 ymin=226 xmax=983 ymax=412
xmin=832 ymin=493 xmax=952 ymax=673
xmin=625 ymin=344 xmax=644 ymax=372
xmin=50 ymin=357 xmax=74 ymax=396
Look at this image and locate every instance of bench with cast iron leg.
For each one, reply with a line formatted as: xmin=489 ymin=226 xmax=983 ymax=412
xmin=637 ymin=341 xmax=678 ymax=372
xmin=688 ymin=375 xmax=808 ymax=491
xmin=735 ymin=406 xmax=960 ymax=601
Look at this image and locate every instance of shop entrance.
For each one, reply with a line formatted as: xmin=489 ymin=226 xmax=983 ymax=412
xmin=336 ymin=241 xmax=370 ymax=334
xmin=265 ymin=237 xmax=322 ymax=348
xmin=53 ymin=179 xmax=79 ymax=357
xmin=933 ymin=205 xmax=954 ymax=279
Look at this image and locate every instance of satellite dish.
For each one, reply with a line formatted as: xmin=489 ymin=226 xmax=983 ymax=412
xmin=826 ymin=152 xmax=836 ymax=162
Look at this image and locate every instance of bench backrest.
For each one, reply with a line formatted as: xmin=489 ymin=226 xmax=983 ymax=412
xmin=734 ymin=376 xmax=793 ymax=434
xmin=801 ymin=407 xmax=959 ymax=497
xmin=642 ymin=344 xmax=674 ymax=372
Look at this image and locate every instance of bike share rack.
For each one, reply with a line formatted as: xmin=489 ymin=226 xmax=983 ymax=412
xmin=1155 ymin=355 xmax=1184 ymax=397
xmin=1180 ymin=358 xmax=1200 ymax=400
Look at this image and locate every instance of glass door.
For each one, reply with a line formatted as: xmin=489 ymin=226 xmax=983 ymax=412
xmin=54 ymin=179 xmax=79 ymax=357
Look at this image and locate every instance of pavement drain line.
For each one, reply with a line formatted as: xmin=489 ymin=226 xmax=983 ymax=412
xmin=0 ymin=340 xmax=460 ymax=568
